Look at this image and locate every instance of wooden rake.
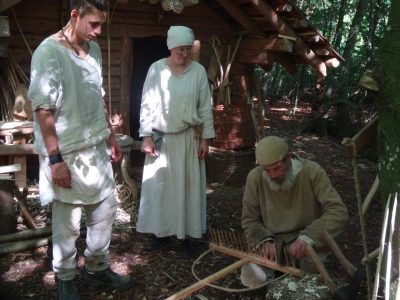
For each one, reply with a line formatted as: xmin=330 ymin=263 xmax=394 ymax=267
xmin=166 ymin=228 xmax=308 ymax=300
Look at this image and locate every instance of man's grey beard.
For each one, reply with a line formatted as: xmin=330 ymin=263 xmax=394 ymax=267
xmin=264 ymin=163 xmax=297 ymax=192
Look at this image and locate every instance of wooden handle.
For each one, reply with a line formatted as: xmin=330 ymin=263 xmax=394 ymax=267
xmin=305 ymin=245 xmax=337 ymax=294
xmin=166 ymin=258 xmax=250 ymax=300
xmin=211 ymin=243 xmax=304 ymax=277
xmin=321 ymin=230 xmax=357 ymax=277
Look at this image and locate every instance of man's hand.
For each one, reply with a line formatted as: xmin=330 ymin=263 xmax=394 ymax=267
xmin=141 ymin=136 xmax=157 ymax=156
xmin=51 ymin=162 xmax=72 ymax=189
xmin=260 ymin=241 xmax=277 ymax=261
xmin=288 ymin=239 xmax=307 ymax=260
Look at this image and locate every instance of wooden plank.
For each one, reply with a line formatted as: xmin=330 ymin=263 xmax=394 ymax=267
xmin=0 ymin=164 xmax=21 ymax=174
xmin=0 ymin=144 xmax=37 ymax=155
xmin=120 ymin=36 xmax=132 ymax=135
xmin=198 ymin=2 xmax=237 ymax=35
xmin=249 ymin=0 xmax=327 ymax=78
xmin=237 ymin=50 xmax=271 ymax=64
xmin=13 ymin=156 xmax=26 ymax=188
xmin=215 ymin=0 xmax=263 ymax=36
xmin=0 ymin=0 xmax=22 ymax=12
xmin=240 ymin=36 xmax=293 ymax=52
xmin=343 ymin=116 xmax=378 ymax=158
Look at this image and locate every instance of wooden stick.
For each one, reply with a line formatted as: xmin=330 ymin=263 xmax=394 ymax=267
xmin=166 ymin=258 xmax=250 ymax=300
xmin=372 ymin=194 xmax=391 ymax=299
xmin=362 ymin=175 xmax=379 ymax=215
xmin=211 ymin=243 xmax=304 ymax=277
xmin=321 ymin=230 xmax=358 ymax=277
xmin=305 ymin=245 xmax=336 ymax=294
xmin=15 ymin=187 xmax=37 ymax=229
xmin=0 ymin=229 xmax=86 ymax=256
xmin=0 ymin=226 xmax=51 ymax=244
xmin=0 ymin=236 xmax=51 ymax=256
xmin=362 ymin=248 xmax=380 ymax=265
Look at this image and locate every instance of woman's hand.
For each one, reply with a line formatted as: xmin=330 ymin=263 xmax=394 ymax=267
xmin=198 ymin=139 xmax=209 ymax=159
xmin=108 ymin=134 xmax=122 ymax=162
xmin=142 ymin=136 xmax=157 ymax=156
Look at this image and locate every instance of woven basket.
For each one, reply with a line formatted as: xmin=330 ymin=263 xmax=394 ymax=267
xmin=213 ymin=103 xmax=256 ymax=150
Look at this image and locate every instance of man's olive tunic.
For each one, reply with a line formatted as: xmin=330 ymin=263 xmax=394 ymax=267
xmin=242 ymin=156 xmax=348 ymax=248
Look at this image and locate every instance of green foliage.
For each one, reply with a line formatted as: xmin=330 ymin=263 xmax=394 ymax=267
xmin=264 ymin=0 xmax=391 ymax=107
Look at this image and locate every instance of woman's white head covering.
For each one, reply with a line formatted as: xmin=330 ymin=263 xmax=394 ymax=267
xmin=167 ymin=26 xmax=194 ymax=50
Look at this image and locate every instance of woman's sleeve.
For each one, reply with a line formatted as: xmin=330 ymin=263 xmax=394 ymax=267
xmin=197 ymin=67 xmax=215 ymax=139
xmin=139 ymin=64 xmax=157 ymax=137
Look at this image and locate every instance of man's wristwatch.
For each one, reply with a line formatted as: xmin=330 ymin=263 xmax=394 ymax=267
xmin=49 ymin=153 xmax=64 ymax=165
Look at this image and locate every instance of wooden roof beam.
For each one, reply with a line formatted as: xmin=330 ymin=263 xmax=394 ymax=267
xmin=199 ymin=2 xmax=237 ymax=35
xmin=275 ymin=3 xmax=293 ymax=13
xmin=314 ymin=48 xmax=330 ymax=56
xmin=241 ymin=35 xmax=294 ymax=52
xmin=270 ymin=52 xmax=297 ymax=74
xmin=249 ymin=0 xmax=327 ymax=79
xmin=237 ymin=50 xmax=296 ymax=74
xmin=0 ymin=0 xmax=22 ymax=11
xmin=238 ymin=50 xmax=272 ymax=65
xmin=215 ymin=0 xmax=264 ymax=37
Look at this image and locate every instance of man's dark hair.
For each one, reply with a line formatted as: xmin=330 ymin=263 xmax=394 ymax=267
xmin=70 ymin=0 xmax=108 ymax=14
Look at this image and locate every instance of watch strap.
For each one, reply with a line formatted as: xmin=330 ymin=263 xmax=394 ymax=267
xmin=49 ymin=153 xmax=63 ymax=165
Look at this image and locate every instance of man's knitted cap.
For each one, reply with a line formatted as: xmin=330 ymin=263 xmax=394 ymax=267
xmin=167 ymin=26 xmax=194 ymax=50
xmin=255 ymin=136 xmax=289 ymax=166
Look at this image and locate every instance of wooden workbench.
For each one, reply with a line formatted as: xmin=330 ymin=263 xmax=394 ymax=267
xmin=0 ymin=130 xmax=140 ymax=200
xmin=0 ymin=121 xmax=34 ymax=187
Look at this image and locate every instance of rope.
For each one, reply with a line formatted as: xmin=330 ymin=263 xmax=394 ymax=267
xmin=191 ymin=248 xmax=288 ymax=293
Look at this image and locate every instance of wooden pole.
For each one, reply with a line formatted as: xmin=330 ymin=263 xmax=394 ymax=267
xmin=321 ymin=230 xmax=358 ymax=277
xmin=0 ymin=236 xmax=51 ymax=256
xmin=15 ymin=187 xmax=36 ymax=229
xmin=305 ymin=245 xmax=337 ymax=294
xmin=211 ymin=243 xmax=304 ymax=277
xmin=0 ymin=226 xmax=52 ymax=244
xmin=166 ymin=258 xmax=250 ymax=300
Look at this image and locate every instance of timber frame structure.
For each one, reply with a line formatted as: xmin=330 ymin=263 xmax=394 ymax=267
xmin=1 ymin=0 xmax=344 ymax=138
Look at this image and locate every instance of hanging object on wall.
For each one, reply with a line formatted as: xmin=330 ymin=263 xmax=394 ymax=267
xmin=0 ymin=16 xmax=10 ymax=37
xmin=161 ymin=0 xmax=198 ymax=14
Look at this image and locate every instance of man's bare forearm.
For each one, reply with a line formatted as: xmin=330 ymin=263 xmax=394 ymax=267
xmin=35 ymin=109 xmax=60 ymax=155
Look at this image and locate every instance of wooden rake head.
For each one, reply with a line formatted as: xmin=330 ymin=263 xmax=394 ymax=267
xmin=208 ymin=227 xmax=304 ymax=278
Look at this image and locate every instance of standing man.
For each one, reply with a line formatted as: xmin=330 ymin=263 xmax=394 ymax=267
xmin=28 ymin=1 xmax=133 ymax=299
xmin=241 ymin=136 xmax=348 ymax=287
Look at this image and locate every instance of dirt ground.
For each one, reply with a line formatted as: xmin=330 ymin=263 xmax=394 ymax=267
xmin=0 ymin=100 xmax=380 ymax=300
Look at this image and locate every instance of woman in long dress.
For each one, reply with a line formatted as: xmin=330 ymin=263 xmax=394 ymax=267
xmin=136 ymin=26 xmax=215 ymax=258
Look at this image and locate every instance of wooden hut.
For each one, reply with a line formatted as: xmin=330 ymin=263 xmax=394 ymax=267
xmin=0 ymin=0 xmax=343 ymax=150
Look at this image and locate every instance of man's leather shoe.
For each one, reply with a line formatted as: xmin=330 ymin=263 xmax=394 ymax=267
xmin=83 ymin=267 xmax=133 ymax=289
xmin=57 ymin=279 xmax=80 ymax=300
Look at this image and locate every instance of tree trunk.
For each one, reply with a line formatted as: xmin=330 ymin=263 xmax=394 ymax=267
xmin=364 ymin=0 xmax=379 ymax=70
xmin=335 ymin=0 xmax=369 ymax=138
xmin=375 ymin=1 xmax=400 ymax=204
xmin=332 ymin=0 xmax=347 ymax=50
xmin=375 ymin=0 xmax=400 ymax=298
